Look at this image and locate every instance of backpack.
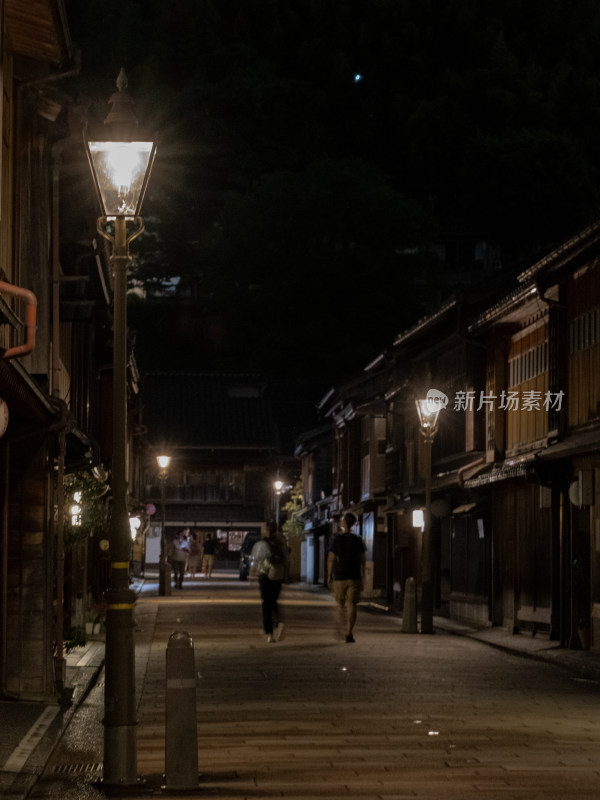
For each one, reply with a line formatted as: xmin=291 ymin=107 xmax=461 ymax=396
xmin=263 ymin=541 xmax=286 ymax=581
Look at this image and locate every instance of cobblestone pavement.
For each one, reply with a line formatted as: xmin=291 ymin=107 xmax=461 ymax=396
xmin=15 ymin=575 xmax=600 ymax=798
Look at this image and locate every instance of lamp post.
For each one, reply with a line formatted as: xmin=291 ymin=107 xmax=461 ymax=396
xmin=86 ymin=68 xmax=156 ymax=787
xmin=274 ymin=479 xmax=284 ymax=526
xmin=415 ymin=398 xmax=442 ymax=634
xmin=157 ymin=455 xmax=171 ymax=596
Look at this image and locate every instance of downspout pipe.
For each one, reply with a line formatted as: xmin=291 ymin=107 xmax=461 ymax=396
xmin=0 ymin=283 xmax=37 ymax=359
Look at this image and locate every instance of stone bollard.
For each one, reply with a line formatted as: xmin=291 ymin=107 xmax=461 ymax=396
xmin=165 ymin=631 xmax=199 ymax=790
xmin=401 ymin=577 xmax=417 ymax=633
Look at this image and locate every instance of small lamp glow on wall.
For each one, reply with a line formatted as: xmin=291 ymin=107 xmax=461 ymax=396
xmin=412 ymin=509 xmax=424 ymax=529
xmin=129 ymin=516 xmax=141 ymax=541
xmin=70 ymin=491 xmax=82 ymax=527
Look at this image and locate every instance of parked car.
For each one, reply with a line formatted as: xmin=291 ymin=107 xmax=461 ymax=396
xmin=239 ymin=531 xmax=262 ymax=580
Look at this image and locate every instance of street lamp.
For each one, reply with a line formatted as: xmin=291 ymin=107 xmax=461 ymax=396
xmin=274 ymin=479 xmax=284 ymax=526
xmin=157 ymin=455 xmax=171 ymax=597
xmin=86 ymin=68 xmax=156 ymax=787
xmin=415 ymin=398 xmax=442 ymax=635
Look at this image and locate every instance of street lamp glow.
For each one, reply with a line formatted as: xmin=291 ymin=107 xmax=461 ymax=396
xmin=87 ymin=141 xmax=154 ymax=218
xmin=274 ymin=479 xmax=284 ymax=493
xmin=157 ymin=455 xmax=171 ymax=470
xmin=415 ymin=398 xmax=442 ymax=439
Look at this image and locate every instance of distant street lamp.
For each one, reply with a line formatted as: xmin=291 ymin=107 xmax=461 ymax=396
xmin=274 ymin=479 xmax=284 ymax=526
xmin=415 ymin=398 xmax=442 ymax=635
xmin=157 ymin=455 xmax=172 ymax=597
xmin=85 ymin=68 xmax=157 ymax=787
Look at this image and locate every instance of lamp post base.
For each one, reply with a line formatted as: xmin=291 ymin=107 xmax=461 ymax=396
xmin=103 ymin=724 xmax=138 ymax=786
xmin=159 ymin=565 xmax=171 ymax=597
xmin=420 ymin=580 xmax=434 ymax=634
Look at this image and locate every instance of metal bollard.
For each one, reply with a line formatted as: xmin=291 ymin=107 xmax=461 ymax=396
xmin=165 ymin=631 xmax=199 ymax=790
xmin=401 ymin=577 xmax=417 ymax=633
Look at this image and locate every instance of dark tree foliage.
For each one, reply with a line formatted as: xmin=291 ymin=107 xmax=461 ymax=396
xmin=65 ymin=0 xmax=600 ymax=380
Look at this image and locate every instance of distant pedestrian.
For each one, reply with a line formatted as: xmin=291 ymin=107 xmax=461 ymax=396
xmin=327 ymin=512 xmax=366 ymax=643
xmin=250 ymin=521 xmax=289 ymax=643
xmin=201 ymin=533 xmax=217 ymax=578
xmin=168 ymin=531 xmax=189 ymax=589
xmin=187 ymin=532 xmax=200 ymax=576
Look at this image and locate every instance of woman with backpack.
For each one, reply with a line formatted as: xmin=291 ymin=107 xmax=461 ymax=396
xmin=250 ymin=521 xmax=289 ymax=643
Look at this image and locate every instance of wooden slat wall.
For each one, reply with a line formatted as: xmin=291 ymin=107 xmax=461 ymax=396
xmin=568 ymin=262 xmax=600 ymax=427
xmin=507 ymin=322 xmax=549 ymax=450
xmin=569 ymin=344 xmax=600 ymax=426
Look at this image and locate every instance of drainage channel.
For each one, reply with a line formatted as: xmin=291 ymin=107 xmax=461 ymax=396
xmin=51 ymin=762 xmax=103 ymax=776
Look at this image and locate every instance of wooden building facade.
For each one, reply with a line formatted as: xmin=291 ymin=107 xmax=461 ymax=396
xmin=0 ymin=2 xmax=145 ymax=700
xmin=297 ymin=220 xmax=600 ymax=650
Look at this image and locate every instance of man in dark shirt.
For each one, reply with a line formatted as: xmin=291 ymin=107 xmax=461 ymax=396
xmin=327 ymin=512 xmax=366 ymax=643
xmin=201 ymin=532 xmax=217 ymax=578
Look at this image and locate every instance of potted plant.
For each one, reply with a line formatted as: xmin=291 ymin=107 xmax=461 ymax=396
xmin=85 ymin=603 xmax=106 ymax=634
xmin=93 ymin=602 xmax=107 ymax=633
xmin=85 ymin=610 xmax=95 ymax=635
xmin=64 ymin=626 xmax=87 ymax=652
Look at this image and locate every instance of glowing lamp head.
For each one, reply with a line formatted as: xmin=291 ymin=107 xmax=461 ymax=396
xmin=157 ymin=455 xmax=171 ymax=470
xmin=415 ymin=398 xmax=442 ymax=439
xmin=87 ymin=140 xmax=155 ymax=218
xmin=86 ymin=69 xmax=156 ymax=219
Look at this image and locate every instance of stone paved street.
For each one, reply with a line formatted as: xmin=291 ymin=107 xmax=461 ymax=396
xmin=25 ymin=575 xmax=600 ymax=799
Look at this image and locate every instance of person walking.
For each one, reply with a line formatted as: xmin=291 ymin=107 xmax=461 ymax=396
xmin=201 ymin=532 xmax=217 ymax=578
xmin=168 ymin=531 xmax=189 ymax=589
xmin=187 ymin=532 xmax=200 ymax=576
xmin=250 ymin=521 xmax=288 ymax=643
xmin=327 ymin=512 xmax=366 ymax=643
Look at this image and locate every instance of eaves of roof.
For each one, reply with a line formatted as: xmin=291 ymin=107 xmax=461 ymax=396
xmin=536 ymin=425 xmax=600 ymax=461
xmin=467 ymin=283 xmax=539 ymax=333
xmin=517 ymin=218 xmax=600 ymax=285
xmin=393 ymin=298 xmax=458 ymax=349
xmin=0 ymin=358 xmax=56 ymax=426
xmin=317 ymin=369 xmax=387 ymax=418
xmin=394 ymin=297 xmax=458 ymax=347
xmin=294 ymin=423 xmax=332 ymax=457
xmin=463 ymin=451 xmax=541 ymax=489
xmin=6 ymin=0 xmax=73 ymax=66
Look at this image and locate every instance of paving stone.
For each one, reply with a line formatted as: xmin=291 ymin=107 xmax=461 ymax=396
xmin=19 ymin=577 xmax=600 ymax=800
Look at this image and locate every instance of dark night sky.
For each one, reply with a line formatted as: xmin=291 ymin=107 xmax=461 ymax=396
xmin=65 ymin=0 xmax=600 ymax=387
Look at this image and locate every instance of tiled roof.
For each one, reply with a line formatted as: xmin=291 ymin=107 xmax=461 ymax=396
xmin=141 ymin=372 xmax=280 ymax=450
